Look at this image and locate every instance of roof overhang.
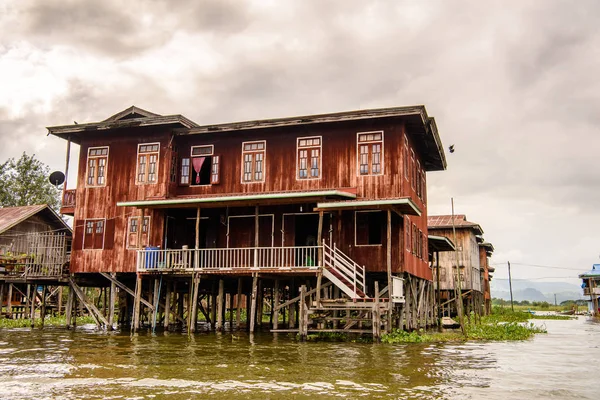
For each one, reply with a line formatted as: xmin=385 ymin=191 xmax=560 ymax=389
xmin=314 ymin=197 xmax=421 ymax=216
xmin=184 ymin=105 xmax=446 ymax=171
xmin=428 ymin=235 xmax=456 ymax=252
xmin=47 ymin=115 xmax=198 ymax=145
xmin=117 ymin=190 xmax=357 ymax=209
xmin=579 ymin=265 xmax=600 ymax=279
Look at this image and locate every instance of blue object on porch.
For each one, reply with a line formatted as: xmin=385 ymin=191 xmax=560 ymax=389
xmin=145 ymin=247 xmax=160 ymax=269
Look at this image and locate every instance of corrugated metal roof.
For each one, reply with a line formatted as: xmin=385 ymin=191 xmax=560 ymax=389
xmin=0 ymin=205 xmax=51 ymax=234
xmin=427 ymin=214 xmax=484 ymax=235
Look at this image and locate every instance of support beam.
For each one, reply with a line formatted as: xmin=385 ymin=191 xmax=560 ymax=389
xmin=273 ymin=279 xmax=279 ymax=331
xmin=6 ymin=284 xmax=13 ymax=319
xmin=250 ymin=274 xmax=258 ymax=333
xmin=133 ymin=274 xmax=142 ymax=331
xmin=216 ymin=279 xmax=224 ymax=332
xmin=69 ymin=279 xmax=110 ymax=327
xmin=99 ymin=272 xmax=154 ymax=310
xmin=236 ymin=278 xmax=242 ymax=330
xmin=190 ymin=274 xmax=200 ymax=333
xmin=65 ymin=286 xmax=74 ymax=329
xmin=386 ymin=210 xmax=392 ymax=333
xmin=152 ymin=277 xmax=160 ymax=331
xmin=298 ymin=285 xmax=307 ymax=341
xmin=164 ymin=281 xmax=172 ymax=330
xmin=108 ymin=273 xmax=116 ymax=330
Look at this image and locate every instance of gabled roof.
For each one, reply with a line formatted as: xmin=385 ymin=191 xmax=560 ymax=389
xmin=428 ymin=214 xmax=484 ymax=235
xmin=0 ymin=205 xmax=72 ymax=235
xmin=102 ymin=106 xmax=161 ymax=122
xmin=47 ymin=105 xmax=199 ymax=144
xmin=580 ymin=264 xmax=600 ymax=279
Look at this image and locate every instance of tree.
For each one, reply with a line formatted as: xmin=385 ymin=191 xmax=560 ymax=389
xmin=0 ymin=152 xmax=60 ymax=210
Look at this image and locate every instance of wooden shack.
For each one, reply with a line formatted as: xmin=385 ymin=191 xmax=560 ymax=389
xmin=0 ymin=204 xmax=72 ymax=320
xmin=579 ymin=265 xmax=600 ymax=316
xmin=479 ymin=242 xmax=494 ymax=315
xmin=47 ymin=105 xmax=447 ymax=336
xmin=428 ymin=214 xmax=489 ymax=318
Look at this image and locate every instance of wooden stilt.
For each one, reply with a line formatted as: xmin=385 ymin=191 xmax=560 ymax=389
xmin=245 ymin=291 xmax=251 ymax=332
xmin=6 ymin=284 xmax=12 ymax=319
xmin=256 ymin=280 xmax=263 ymax=329
xmin=0 ymin=284 xmax=4 ymax=315
xmin=152 ymin=277 xmax=160 ymax=331
xmin=216 ymin=279 xmax=224 ymax=332
xmin=133 ymin=274 xmax=142 ymax=331
xmin=30 ymin=285 xmax=36 ymax=328
xmin=250 ymin=274 xmax=258 ymax=333
xmin=373 ymin=281 xmax=381 ymax=341
xmin=40 ymin=286 xmax=47 ymax=328
xmin=65 ymin=286 xmax=74 ymax=329
xmin=210 ymin=284 xmax=217 ymax=330
xmin=57 ymin=286 xmax=63 ymax=317
xmin=164 ymin=281 xmax=171 ymax=330
xmin=228 ymin=292 xmax=233 ymax=331
xmin=273 ymin=279 xmax=279 ymax=330
xmin=108 ymin=273 xmax=116 ymax=330
xmin=386 ymin=210 xmax=393 ymax=333
xmin=190 ymin=274 xmax=200 ymax=333
xmin=236 ymin=278 xmax=242 ymax=330
xmin=298 ymin=285 xmax=307 ymax=340
xmin=288 ymin=279 xmax=296 ymax=329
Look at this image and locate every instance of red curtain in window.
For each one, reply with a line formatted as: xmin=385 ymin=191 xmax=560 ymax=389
xmin=192 ymin=157 xmax=206 ymax=184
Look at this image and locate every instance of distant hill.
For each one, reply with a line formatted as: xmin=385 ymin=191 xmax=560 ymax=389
xmin=491 ymin=279 xmax=584 ymax=303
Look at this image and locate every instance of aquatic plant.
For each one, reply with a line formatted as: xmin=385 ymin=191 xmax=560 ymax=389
xmin=0 ymin=315 xmax=96 ymax=329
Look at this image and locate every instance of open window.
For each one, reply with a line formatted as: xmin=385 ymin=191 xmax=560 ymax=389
xmin=355 ymin=211 xmax=384 ymax=246
xmin=181 ymin=145 xmax=220 ymax=186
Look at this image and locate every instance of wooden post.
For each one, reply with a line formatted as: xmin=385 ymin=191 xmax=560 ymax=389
xmin=0 ymin=284 xmax=4 ymax=315
xmin=210 ymin=281 xmax=217 ymax=330
xmin=6 ymin=284 xmax=12 ymax=319
xmin=386 ymin=210 xmax=393 ymax=333
xmin=40 ymin=286 xmax=47 ymax=328
xmin=236 ymin=278 xmax=242 ymax=330
xmin=65 ymin=286 xmax=74 ymax=329
xmin=254 ymin=205 xmax=259 ymax=269
xmin=25 ymin=285 xmax=31 ymax=320
xmin=133 ymin=274 xmax=142 ymax=331
xmin=250 ymin=274 xmax=258 ymax=333
xmin=256 ymin=280 xmax=263 ymax=329
xmin=57 ymin=287 xmax=63 ymax=317
xmin=108 ymin=273 xmax=116 ymax=331
xmin=298 ymin=285 xmax=307 ymax=340
xmin=216 ymin=279 xmax=224 ymax=332
xmin=373 ymin=281 xmax=380 ymax=341
xmin=152 ymin=277 xmax=160 ymax=331
xmin=273 ymin=279 xmax=279 ymax=330
xmin=30 ymin=285 xmax=36 ymax=328
xmin=190 ymin=274 xmax=200 ymax=333
xmin=288 ymin=279 xmax=296 ymax=329
xmin=228 ymin=292 xmax=233 ymax=331
xmin=164 ymin=281 xmax=172 ymax=330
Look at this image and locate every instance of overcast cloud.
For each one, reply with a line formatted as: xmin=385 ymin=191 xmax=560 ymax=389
xmin=1 ymin=0 xmax=598 ymax=284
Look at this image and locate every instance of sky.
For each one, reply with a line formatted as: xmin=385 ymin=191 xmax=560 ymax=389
xmin=0 ymin=0 xmax=598 ymax=285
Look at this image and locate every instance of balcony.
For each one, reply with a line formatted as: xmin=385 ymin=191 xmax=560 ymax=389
xmin=60 ymin=189 xmax=76 ymax=215
xmin=137 ymin=246 xmax=321 ymax=273
xmin=583 ymin=287 xmax=600 ymax=296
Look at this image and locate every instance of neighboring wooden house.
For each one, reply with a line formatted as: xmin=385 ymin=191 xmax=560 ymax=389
xmin=579 ymin=265 xmax=600 ymax=316
xmin=47 ymin=105 xmax=447 ymax=335
xmin=428 ymin=214 xmax=488 ymax=317
xmin=0 ymin=205 xmax=72 ymax=318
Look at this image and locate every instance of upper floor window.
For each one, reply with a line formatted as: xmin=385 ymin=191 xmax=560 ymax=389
xmin=410 ymin=149 xmax=416 ymax=190
xmin=127 ymin=216 xmax=150 ymax=249
xmin=169 ymin=146 xmax=178 ymax=184
xmin=181 ymin=145 xmax=220 ymax=186
xmin=86 ymin=147 xmax=109 ymax=187
xmin=416 ymin=161 xmax=422 ymax=198
xmin=297 ymin=136 xmax=321 ymax=179
xmin=242 ymin=141 xmax=265 ymax=183
xmin=83 ymin=219 xmax=105 ymax=249
xmin=136 ymin=143 xmax=159 ymax=184
xmin=357 ymin=131 xmax=383 ymax=176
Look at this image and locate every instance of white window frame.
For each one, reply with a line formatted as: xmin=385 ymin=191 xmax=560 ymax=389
xmin=86 ymin=146 xmax=109 ymax=188
xmin=241 ymin=140 xmax=266 ymax=184
xmin=126 ymin=216 xmax=151 ymax=249
xmin=356 ymin=131 xmax=384 ymax=176
xmin=296 ymin=136 xmax=322 ymax=181
xmin=82 ymin=218 xmax=106 ymax=250
xmin=354 ymin=210 xmax=384 ymax=247
xmin=136 ymin=142 xmax=160 ymax=185
xmin=189 ymin=145 xmax=216 ymax=187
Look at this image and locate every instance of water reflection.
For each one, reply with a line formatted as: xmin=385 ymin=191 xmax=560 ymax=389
xmin=0 ymin=317 xmax=598 ymax=399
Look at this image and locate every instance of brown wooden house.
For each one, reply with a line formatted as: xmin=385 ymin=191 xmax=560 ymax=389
xmin=48 ymin=105 xmax=447 ymax=336
xmin=428 ymin=214 xmax=490 ymax=317
xmin=0 ymin=204 xmax=72 ymax=319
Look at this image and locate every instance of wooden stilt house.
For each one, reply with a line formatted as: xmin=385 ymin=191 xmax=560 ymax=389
xmin=47 ymin=105 xmax=447 ymax=335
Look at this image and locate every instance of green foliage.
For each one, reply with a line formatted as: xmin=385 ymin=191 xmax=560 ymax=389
xmin=0 ymin=315 xmax=96 ymax=329
xmin=530 ymin=314 xmax=575 ymax=320
xmin=381 ymin=329 xmax=432 ymax=343
xmin=0 ymin=152 xmax=60 ymax=210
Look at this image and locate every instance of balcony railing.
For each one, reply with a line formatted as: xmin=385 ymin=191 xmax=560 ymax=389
xmin=583 ymin=287 xmax=600 ymax=296
xmin=137 ymin=246 xmax=321 ymax=272
xmin=62 ymin=189 xmax=76 ymax=208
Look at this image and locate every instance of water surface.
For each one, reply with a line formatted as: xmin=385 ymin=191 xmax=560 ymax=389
xmin=0 ymin=317 xmax=598 ymax=399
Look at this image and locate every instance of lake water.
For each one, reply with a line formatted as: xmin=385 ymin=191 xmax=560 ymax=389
xmin=0 ymin=317 xmax=598 ymax=399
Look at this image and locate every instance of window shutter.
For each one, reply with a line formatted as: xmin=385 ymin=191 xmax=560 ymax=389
xmin=73 ymin=220 xmax=84 ymax=251
xmin=104 ymin=219 xmax=115 ymax=250
xmin=211 ymin=155 xmax=221 ymax=184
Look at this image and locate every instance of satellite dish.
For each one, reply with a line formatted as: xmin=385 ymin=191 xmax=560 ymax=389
xmin=49 ymin=171 xmax=65 ymax=187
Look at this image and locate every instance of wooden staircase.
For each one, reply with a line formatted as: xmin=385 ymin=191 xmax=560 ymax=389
xmin=322 ymin=242 xmax=368 ymax=300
